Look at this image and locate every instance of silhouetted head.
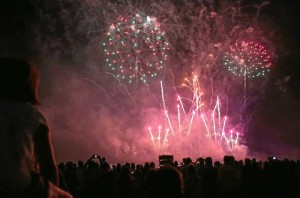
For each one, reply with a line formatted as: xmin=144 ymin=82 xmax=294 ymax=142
xmin=66 ymin=161 xmax=74 ymax=171
xmin=223 ymin=155 xmax=231 ymax=165
xmin=120 ymin=165 xmax=132 ymax=179
xmin=78 ymin=161 xmax=84 ymax=168
xmin=130 ymin=162 xmax=135 ymax=170
xmin=214 ymin=161 xmax=221 ymax=168
xmin=244 ymin=158 xmax=251 ymax=166
xmin=187 ymin=164 xmax=197 ymax=176
xmin=136 ymin=164 xmax=142 ymax=171
xmin=205 ymin=157 xmax=213 ymax=166
xmin=144 ymin=162 xmax=150 ymax=172
xmin=197 ymin=157 xmax=204 ymax=166
xmin=125 ymin=162 xmax=130 ymax=169
xmin=57 ymin=162 xmax=65 ymax=172
xmin=149 ymin=162 xmax=155 ymax=169
xmin=185 ymin=157 xmax=192 ymax=165
xmin=147 ymin=166 xmax=183 ymax=198
xmin=0 ymin=57 xmax=40 ymax=105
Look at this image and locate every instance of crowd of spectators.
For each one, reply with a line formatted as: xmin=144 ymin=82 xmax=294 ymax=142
xmin=57 ymin=155 xmax=300 ymax=198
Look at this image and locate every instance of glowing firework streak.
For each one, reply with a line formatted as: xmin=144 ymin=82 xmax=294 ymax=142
xmin=212 ymin=112 xmax=217 ymax=140
xmin=187 ymin=111 xmax=195 ymax=136
xmin=227 ymin=130 xmax=239 ymax=150
xmin=160 ymin=81 xmax=167 ymax=112
xmin=192 ymin=76 xmax=202 ymax=112
xmin=149 ymin=75 xmax=241 ymax=152
xmin=201 ymin=114 xmax=212 ymax=138
xmin=165 ymin=110 xmax=175 ymax=137
xmin=161 ymin=81 xmax=175 ymax=137
xmin=148 ymin=127 xmax=157 ymax=151
xmin=211 ymin=96 xmax=222 ymax=140
xmin=179 ymin=76 xmax=240 ymax=150
xmin=162 ymin=128 xmax=170 ymax=151
xmin=203 ymin=100 xmax=239 ymax=150
xmin=158 ymin=126 xmax=161 ymax=151
xmin=221 ymin=116 xmax=227 ymax=140
xmin=235 ymin=133 xmax=239 ymax=144
xmin=177 ymin=105 xmax=181 ymax=133
xmin=148 ymin=126 xmax=170 ymax=153
xmin=217 ymin=97 xmax=221 ymax=131
xmin=230 ymin=130 xmax=233 ymax=149
xmin=177 ymin=95 xmax=187 ymax=117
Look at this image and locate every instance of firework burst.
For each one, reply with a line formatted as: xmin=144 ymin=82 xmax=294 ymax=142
xmin=223 ymin=41 xmax=272 ymax=78
xmin=102 ymin=13 xmax=170 ymax=84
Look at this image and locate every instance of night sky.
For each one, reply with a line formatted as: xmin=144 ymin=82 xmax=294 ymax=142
xmin=246 ymin=0 xmax=300 ymax=158
xmin=1 ymin=0 xmax=300 ymax=163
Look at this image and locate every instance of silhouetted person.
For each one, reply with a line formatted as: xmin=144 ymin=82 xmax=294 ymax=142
xmin=182 ymin=157 xmax=194 ymax=178
xmin=64 ymin=161 xmax=78 ymax=196
xmin=149 ymin=162 xmax=156 ymax=169
xmin=102 ymin=157 xmax=110 ymax=170
xmin=202 ymin=157 xmax=219 ymax=198
xmin=147 ymin=165 xmax=183 ymax=198
xmin=75 ymin=160 xmax=85 ymax=197
xmin=57 ymin=162 xmax=69 ymax=192
xmin=0 ymin=58 xmax=72 ymax=197
xmin=132 ymin=164 xmax=144 ymax=198
xmin=142 ymin=162 xmax=155 ymax=194
xmin=241 ymin=158 xmax=260 ymax=198
xmin=196 ymin=157 xmax=205 ymax=178
xmin=101 ymin=167 xmax=115 ymax=198
xmin=84 ymin=160 xmax=102 ymax=197
xmin=218 ymin=155 xmax=241 ymax=198
xmin=184 ymin=164 xmax=203 ymax=198
xmin=116 ymin=166 xmax=134 ymax=198
xmin=214 ymin=161 xmax=221 ymax=169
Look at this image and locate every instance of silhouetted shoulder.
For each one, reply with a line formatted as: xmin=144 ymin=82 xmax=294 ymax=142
xmin=0 ymin=101 xmax=48 ymax=134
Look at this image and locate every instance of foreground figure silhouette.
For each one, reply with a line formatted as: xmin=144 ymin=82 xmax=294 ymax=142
xmin=0 ymin=58 xmax=72 ymax=197
xmin=147 ymin=165 xmax=183 ymax=198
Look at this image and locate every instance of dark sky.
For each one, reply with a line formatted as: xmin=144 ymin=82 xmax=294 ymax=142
xmin=1 ymin=0 xmax=300 ymax=162
xmin=245 ymin=0 xmax=300 ymax=158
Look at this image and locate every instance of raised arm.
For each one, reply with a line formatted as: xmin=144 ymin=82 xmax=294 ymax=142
xmin=34 ymin=124 xmax=59 ymax=185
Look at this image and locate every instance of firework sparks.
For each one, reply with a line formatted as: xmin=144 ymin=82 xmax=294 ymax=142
xmin=223 ymin=41 xmax=272 ymax=78
xmin=148 ymin=76 xmax=241 ymax=154
xmin=72 ymin=0 xmax=277 ymax=162
xmin=102 ymin=14 xmax=170 ymax=84
xmin=148 ymin=126 xmax=170 ymax=153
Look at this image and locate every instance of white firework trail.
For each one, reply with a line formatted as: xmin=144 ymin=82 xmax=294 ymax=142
xmin=154 ymin=76 xmax=240 ymax=151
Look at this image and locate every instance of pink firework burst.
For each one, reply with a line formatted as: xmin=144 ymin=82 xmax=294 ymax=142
xmin=223 ymin=41 xmax=272 ymax=78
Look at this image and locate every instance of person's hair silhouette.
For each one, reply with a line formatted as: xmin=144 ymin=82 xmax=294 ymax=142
xmin=0 ymin=57 xmax=40 ymax=104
